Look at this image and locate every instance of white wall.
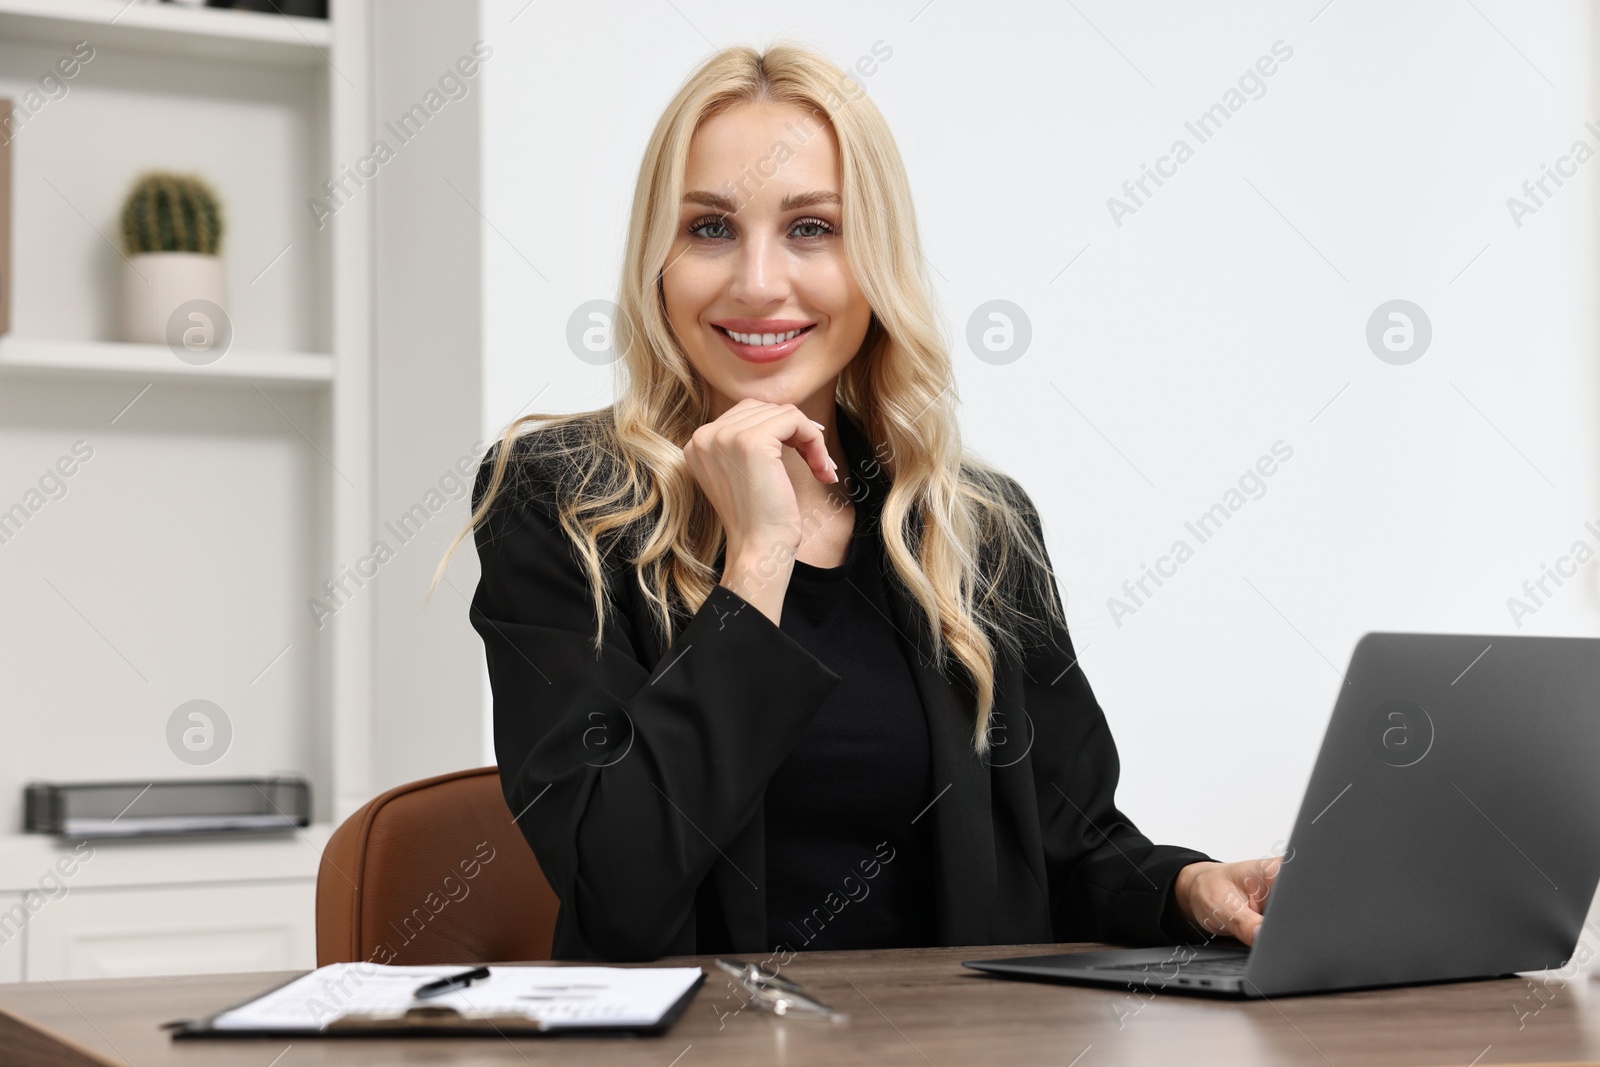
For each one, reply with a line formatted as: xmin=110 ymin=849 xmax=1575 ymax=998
xmin=369 ymin=1 xmax=488 ymax=791
xmin=477 ymin=0 xmax=1600 ymax=866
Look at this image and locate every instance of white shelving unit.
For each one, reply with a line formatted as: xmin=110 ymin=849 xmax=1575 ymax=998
xmin=0 ymin=0 xmax=374 ymax=982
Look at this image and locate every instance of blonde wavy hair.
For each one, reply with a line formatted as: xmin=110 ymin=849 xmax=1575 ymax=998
xmin=434 ymin=42 xmax=1065 ymax=754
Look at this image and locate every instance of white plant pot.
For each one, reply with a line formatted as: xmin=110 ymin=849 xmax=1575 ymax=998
xmin=120 ymin=252 xmax=228 ymax=346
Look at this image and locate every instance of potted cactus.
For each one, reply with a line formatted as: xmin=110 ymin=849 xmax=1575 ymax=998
xmin=118 ymin=171 xmax=228 ymax=346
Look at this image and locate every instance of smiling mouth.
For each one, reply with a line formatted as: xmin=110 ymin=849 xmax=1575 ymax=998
xmin=713 ymin=324 xmax=817 ymax=346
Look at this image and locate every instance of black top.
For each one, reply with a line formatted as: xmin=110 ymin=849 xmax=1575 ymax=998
xmin=762 ymin=447 xmax=939 ymax=952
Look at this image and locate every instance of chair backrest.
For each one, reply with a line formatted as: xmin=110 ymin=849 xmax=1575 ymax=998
xmin=316 ymin=766 xmax=559 ymax=966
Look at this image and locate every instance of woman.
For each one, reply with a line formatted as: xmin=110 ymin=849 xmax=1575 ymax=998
xmin=441 ymin=43 xmax=1279 ymax=963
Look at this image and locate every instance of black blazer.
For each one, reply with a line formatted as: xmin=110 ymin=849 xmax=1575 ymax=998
xmin=469 ymin=407 xmax=1217 ymax=962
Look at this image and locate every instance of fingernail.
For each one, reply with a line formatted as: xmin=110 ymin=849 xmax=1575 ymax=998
xmin=811 ymin=420 xmax=825 ymax=430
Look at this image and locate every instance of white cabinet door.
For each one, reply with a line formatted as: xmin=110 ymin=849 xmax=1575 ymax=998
xmin=23 ymin=881 xmax=315 ymax=981
xmin=0 ymin=894 xmax=24 ymax=983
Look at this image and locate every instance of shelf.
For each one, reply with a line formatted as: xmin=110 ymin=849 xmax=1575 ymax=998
xmin=0 ymin=0 xmax=332 ymax=67
xmin=0 ymin=337 xmax=334 ymax=387
xmin=0 ymin=824 xmax=332 ymax=891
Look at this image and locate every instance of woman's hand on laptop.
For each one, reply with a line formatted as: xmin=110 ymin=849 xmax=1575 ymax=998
xmin=1171 ymin=855 xmax=1283 ymax=946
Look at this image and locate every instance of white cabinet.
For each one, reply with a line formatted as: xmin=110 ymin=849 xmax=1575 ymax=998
xmin=23 ymin=881 xmax=315 ymax=982
xmin=0 ymin=895 xmax=24 ymax=983
xmin=0 ymin=826 xmax=329 ymax=981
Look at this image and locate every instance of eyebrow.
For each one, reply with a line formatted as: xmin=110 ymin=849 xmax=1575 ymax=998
xmin=682 ymin=189 xmax=841 ymax=214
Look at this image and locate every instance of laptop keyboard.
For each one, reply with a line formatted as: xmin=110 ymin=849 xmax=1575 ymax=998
xmin=1099 ymin=955 xmax=1250 ymax=976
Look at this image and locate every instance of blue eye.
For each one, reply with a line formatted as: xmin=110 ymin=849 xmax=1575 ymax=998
xmin=685 ymin=215 xmax=838 ymax=241
xmin=688 ymin=215 xmax=731 ymax=240
xmin=791 ymin=217 xmax=835 ymax=239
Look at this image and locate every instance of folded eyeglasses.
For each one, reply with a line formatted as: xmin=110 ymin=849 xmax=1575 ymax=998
xmin=713 ymin=958 xmax=850 ymax=1022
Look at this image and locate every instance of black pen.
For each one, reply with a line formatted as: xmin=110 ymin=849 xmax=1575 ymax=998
xmin=412 ymin=966 xmax=491 ymax=1000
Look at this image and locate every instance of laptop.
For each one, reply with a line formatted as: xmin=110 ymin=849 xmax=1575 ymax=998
xmin=964 ymin=631 xmax=1600 ymax=998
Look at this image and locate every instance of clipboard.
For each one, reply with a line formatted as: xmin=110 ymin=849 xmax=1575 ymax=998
xmin=162 ymin=965 xmax=706 ymax=1039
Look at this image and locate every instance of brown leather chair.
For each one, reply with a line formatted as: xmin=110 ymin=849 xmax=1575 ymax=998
xmin=316 ymin=766 xmax=560 ymax=966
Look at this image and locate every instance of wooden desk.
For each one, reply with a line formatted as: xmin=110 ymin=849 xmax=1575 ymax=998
xmin=2 ymin=943 xmax=1597 ymax=1066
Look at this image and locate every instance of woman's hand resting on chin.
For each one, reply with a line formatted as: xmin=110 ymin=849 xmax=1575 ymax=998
xmin=683 ymin=398 xmax=837 ymax=626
